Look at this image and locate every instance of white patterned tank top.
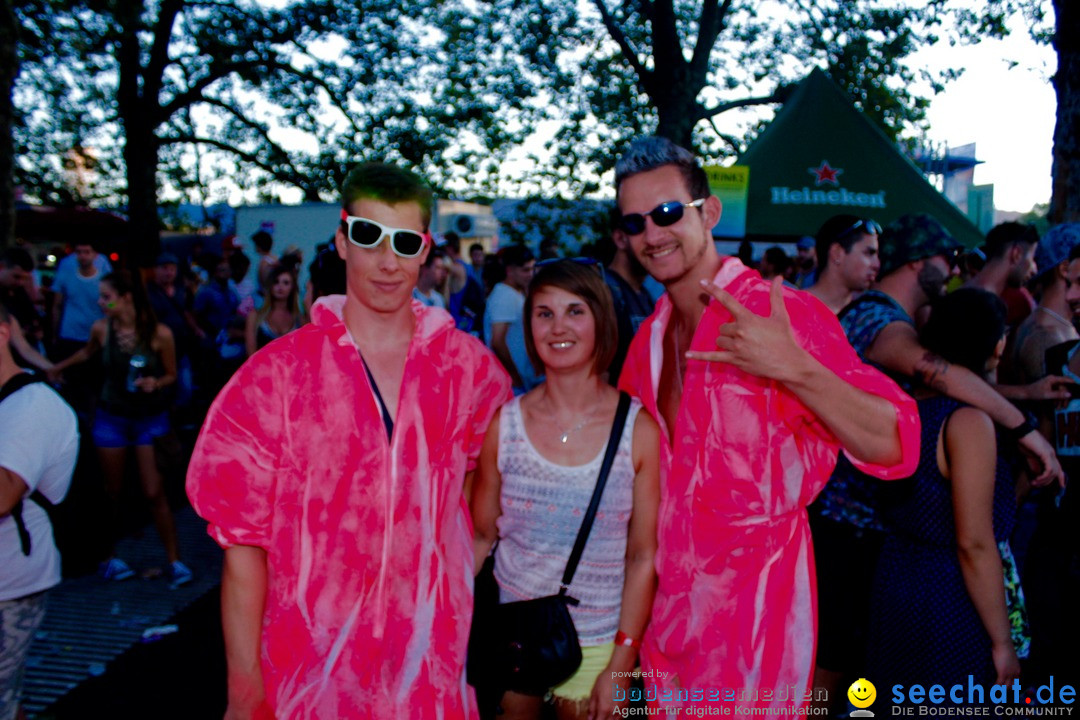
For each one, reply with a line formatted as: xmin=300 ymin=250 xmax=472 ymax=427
xmin=494 ymin=394 xmax=642 ymax=645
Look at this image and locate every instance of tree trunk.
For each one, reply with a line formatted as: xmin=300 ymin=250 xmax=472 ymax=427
xmin=123 ymin=124 xmax=161 ymax=268
xmin=1051 ymin=0 xmax=1080 ymax=223
xmin=654 ymin=94 xmax=701 ymax=149
xmin=0 ymin=0 xmax=16 ymax=252
xmin=115 ymin=0 xmax=161 ymax=267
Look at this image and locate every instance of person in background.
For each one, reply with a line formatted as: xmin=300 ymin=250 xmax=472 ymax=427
xmin=468 ymin=243 xmax=486 ymax=287
xmin=758 ymin=245 xmax=790 ymax=281
xmin=599 ymin=213 xmax=655 ymax=385
xmin=194 ymin=255 xmax=240 ymax=342
xmin=538 ymin=237 xmax=561 ymax=261
xmin=472 ymin=258 xmax=659 ymax=720
xmin=304 ymin=238 xmax=347 ymax=316
xmin=230 ymin=251 xmax=256 ymax=317
xmin=868 ymin=288 xmax=1023 ymax=688
xmin=245 ymin=264 xmax=304 ymax=357
xmin=445 ymin=233 xmax=486 ymax=336
xmin=413 ymin=246 xmax=449 ymax=309
xmin=0 ymin=303 xmax=78 ymax=720
xmin=48 ymin=271 xmax=190 ymax=588
xmin=146 ymin=253 xmax=202 ymax=409
xmin=806 ymin=215 xmax=881 ymax=315
xmin=967 ymin=222 xmax=1040 ymax=328
xmin=51 ymin=241 xmax=109 ymax=416
xmin=252 ymin=229 xmax=277 ymax=292
xmin=485 ymin=245 xmax=539 ymax=394
xmin=792 ymin=235 xmax=818 ymax=288
xmin=0 ymin=251 xmax=52 ymax=373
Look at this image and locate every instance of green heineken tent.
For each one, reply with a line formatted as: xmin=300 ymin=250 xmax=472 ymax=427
xmin=733 ymin=68 xmax=983 ymax=247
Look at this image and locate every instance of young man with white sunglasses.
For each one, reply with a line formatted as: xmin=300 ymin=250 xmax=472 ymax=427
xmin=187 ymin=162 xmax=511 ymax=719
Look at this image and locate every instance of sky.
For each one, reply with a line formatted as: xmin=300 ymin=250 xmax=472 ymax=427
xmin=907 ymin=20 xmax=1056 ymax=214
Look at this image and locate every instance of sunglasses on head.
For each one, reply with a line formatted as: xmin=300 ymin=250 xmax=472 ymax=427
xmin=339 ymin=210 xmax=430 ymax=258
xmin=534 ymin=256 xmax=605 ymax=278
xmin=941 ymin=246 xmax=962 ymax=270
xmin=836 ymin=218 xmax=883 ymax=241
xmin=616 ymin=198 xmax=707 ymax=236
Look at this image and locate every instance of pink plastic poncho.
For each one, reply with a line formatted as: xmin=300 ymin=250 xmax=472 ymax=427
xmin=618 ymin=258 xmax=919 ymax=712
xmin=187 ymin=296 xmax=511 ymax=719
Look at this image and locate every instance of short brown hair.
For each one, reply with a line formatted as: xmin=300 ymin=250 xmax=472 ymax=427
xmin=523 ymin=259 xmax=617 ymax=376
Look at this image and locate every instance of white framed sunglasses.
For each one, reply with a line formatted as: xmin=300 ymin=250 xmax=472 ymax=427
xmin=339 ymin=210 xmax=430 ymax=258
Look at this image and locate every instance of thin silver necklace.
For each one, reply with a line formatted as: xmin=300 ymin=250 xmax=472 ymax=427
xmin=558 ymin=416 xmax=592 ymax=444
xmin=1038 ymin=305 xmax=1073 ymax=328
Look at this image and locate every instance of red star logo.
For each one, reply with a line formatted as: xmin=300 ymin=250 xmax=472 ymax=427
xmin=809 ymin=161 xmax=843 ymax=186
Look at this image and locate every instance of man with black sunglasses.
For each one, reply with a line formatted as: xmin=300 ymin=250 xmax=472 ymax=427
xmin=612 ymin=136 xmax=921 ymax=714
xmin=188 ymin=162 xmax=511 ymax=719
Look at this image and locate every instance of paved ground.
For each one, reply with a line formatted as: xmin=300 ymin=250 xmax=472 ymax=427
xmin=22 ymin=507 xmax=226 ymax=719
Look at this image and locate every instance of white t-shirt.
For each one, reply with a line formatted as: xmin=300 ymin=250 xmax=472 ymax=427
xmin=483 ymin=282 xmax=538 ymax=391
xmin=0 ymin=381 xmax=79 ymax=601
xmin=412 ymin=287 xmax=446 ymax=309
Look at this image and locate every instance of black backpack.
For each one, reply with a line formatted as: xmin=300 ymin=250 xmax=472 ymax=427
xmin=1 ymin=372 xmax=57 ymax=556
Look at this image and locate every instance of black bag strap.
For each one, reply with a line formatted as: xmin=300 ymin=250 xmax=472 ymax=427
xmin=0 ymin=372 xmax=49 ymax=556
xmin=357 ymin=351 xmax=394 ymax=442
xmin=0 ymin=371 xmax=42 ymax=404
xmin=560 ymin=392 xmax=632 ymax=592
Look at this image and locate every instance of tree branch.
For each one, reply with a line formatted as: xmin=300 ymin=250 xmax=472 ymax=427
xmin=689 ymin=0 xmax=732 ymax=83
xmin=160 ymin=133 xmax=314 ymax=195
xmin=143 ymin=0 xmax=185 ymax=103
xmin=698 ymin=86 xmax=791 ymax=121
xmin=592 ymin=0 xmax=650 ymax=84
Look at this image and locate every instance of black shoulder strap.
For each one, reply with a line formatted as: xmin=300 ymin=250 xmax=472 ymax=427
xmin=1 ymin=372 xmax=51 ymax=556
xmin=0 ymin=371 xmax=43 ymax=405
xmin=560 ymin=392 xmax=633 ymax=592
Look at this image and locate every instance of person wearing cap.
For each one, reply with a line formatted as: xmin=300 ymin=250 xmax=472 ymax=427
xmin=612 ymin=137 xmax=920 ymax=714
xmin=792 ymin=235 xmax=818 ymax=288
xmin=806 ymin=215 xmax=882 ymax=314
xmin=809 ymin=213 xmax=1064 ymax=712
xmin=187 ymin=162 xmax=511 ymax=719
xmin=1009 ymin=224 xmax=1080 ymax=386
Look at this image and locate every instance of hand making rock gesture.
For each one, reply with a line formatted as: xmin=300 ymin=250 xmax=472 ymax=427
xmin=686 ymin=275 xmax=811 ymax=384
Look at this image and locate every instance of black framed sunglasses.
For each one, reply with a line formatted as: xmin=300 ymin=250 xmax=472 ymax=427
xmin=534 ymin=256 xmax=605 ymax=279
xmin=836 ymin=218 xmax=883 ymax=241
xmin=616 ymin=198 xmax=707 ymax=236
xmin=339 ymin=210 xmax=430 ymax=258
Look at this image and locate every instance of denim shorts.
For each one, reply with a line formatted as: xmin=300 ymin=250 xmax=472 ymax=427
xmin=92 ymin=408 xmax=170 ymax=448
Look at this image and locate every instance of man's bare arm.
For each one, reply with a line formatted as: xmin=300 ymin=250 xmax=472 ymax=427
xmin=867 ymin=321 xmax=1063 ymax=487
xmin=222 ymin=545 xmax=276 ymax=720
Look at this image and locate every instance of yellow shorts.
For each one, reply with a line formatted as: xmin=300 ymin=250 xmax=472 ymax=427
xmin=550 ymin=642 xmax=616 ymax=702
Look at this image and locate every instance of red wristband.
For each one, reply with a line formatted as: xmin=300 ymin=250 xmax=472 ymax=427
xmin=615 ymin=630 xmax=641 ymax=649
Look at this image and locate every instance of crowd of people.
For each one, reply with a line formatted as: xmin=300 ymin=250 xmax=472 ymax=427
xmin=1 ymin=136 xmax=1078 ymax=720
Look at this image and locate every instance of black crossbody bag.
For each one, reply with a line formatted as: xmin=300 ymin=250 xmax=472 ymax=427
xmin=468 ymin=392 xmax=632 ymax=701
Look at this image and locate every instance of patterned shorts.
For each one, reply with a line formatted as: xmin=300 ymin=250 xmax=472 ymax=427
xmin=0 ymin=591 xmax=47 ymax=720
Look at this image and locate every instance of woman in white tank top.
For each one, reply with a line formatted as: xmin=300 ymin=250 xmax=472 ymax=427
xmin=471 ymin=258 xmax=660 ymax=720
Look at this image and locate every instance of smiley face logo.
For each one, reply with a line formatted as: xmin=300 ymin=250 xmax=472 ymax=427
xmin=848 ymin=678 xmax=877 ymax=709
